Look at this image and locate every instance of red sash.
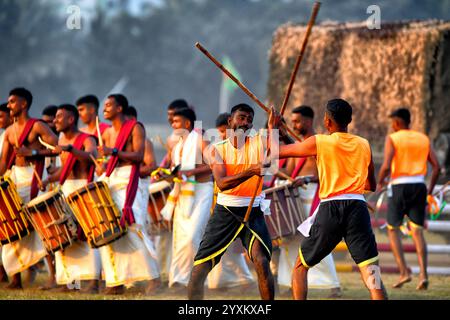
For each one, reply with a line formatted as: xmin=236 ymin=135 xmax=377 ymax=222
xmin=105 ymin=120 xmax=141 ymax=227
xmin=7 ymin=118 xmax=44 ymax=199
xmin=59 ymin=133 xmax=95 ymax=185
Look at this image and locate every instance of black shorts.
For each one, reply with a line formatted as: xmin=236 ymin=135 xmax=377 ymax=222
xmin=194 ymin=204 xmax=272 ymax=268
xmin=299 ymin=200 xmax=379 ymax=268
xmin=387 ymin=183 xmax=427 ymax=228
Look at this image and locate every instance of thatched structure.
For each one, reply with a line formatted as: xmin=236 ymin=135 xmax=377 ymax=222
xmin=267 ymin=20 xmax=450 ymax=155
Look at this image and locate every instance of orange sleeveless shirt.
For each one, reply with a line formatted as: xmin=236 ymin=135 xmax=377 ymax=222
xmin=316 ymin=132 xmax=371 ymax=199
xmin=389 ymin=129 xmax=429 ymax=178
xmin=214 ymin=134 xmax=264 ymax=197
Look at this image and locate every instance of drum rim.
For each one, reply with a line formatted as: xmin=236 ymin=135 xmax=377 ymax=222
xmin=66 ymin=181 xmax=109 ymax=200
xmin=27 ymin=189 xmax=62 ymax=207
xmin=148 ymin=180 xmax=171 ymax=194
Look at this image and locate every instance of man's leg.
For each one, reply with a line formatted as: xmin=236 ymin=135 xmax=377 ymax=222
xmin=410 ymin=226 xmax=428 ymax=289
xmin=359 ymin=262 xmax=388 ymax=300
xmin=187 ymin=261 xmax=212 ymax=300
xmin=39 ymin=255 xmax=57 ymax=290
xmin=6 ymin=273 xmax=22 ymax=289
xmin=387 ymin=228 xmax=411 ymax=288
xmin=291 ymin=255 xmax=308 ymax=300
xmin=250 ymin=240 xmax=274 ymax=300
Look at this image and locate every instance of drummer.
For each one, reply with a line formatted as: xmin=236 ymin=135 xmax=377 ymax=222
xmin=0 ymin=102 xmax=12 ymax=283
xmin=76 ymin=95 xmax=110 ymax=138
xmin=275 ymin=106 xmax=341 ymax=297
xmin=0 ymin=87 xmax=58 ymax=289
xmin=97 ymin=94 xmax=160 ymax=295
xmin=188 ymin=103 xmax=274 ymax=300
xmin=41 ymin=104 xmax=102 ymax=294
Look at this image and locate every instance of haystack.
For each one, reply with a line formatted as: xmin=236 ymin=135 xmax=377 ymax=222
xmin=267 ymin=20 xmax=450 ymax=156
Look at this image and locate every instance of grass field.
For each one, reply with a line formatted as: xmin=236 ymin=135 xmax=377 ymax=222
xmin=0 ymin=272 xmax=449 ymax=300
xmin=1 ymin=227 xmax=449 ymax=300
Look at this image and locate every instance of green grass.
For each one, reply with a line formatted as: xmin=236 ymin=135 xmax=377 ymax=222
xmin=0 ymin=272 xmax=449 ymax=300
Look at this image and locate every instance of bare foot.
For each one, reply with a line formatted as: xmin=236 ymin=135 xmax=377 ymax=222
xmin=23 ymin=266 xmax=38 ymax=286
xmin=38 ymin=279 xmax=58 ymax=291
xmin=80 ymin=280 xmax=99 ymax=294
xmin=328 ymin=287 xmax=342 ymax=298
xmin=6 ymin=274 xmax=22 ymax=290
xmin=103 ymin=285 xmax=125 ymax=295
xmin=51 ymin=285 xmax=73 ymax=293
xmin=392 ymin=275 xmax=412 ymax=288
xmin=416 ymin=279 xmax=429 ymax=290
xmin=145 ymin=278 xmax=164 ymax=296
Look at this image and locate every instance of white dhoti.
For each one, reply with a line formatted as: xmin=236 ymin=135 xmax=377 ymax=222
xmin=99 ymin=166 xmax=160 ymax=287
xmin=54 ymin=179 xmax=102 ymax=285
xmin=207 ymin=241 xmax=254 ymax=289
xmin=169 ymin=181 xmax=213 ymax=287
xmin=1 ymin=165 xmax=47 ymax=276
xmin=278 ymin=183 xmax=340 ymax=289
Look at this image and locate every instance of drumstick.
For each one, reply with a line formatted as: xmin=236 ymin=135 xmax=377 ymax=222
xmin=30 ymin=163 xmax=44 ymax=190
xmin=156 ymin=135 xmax=169 ymax=153
xmin=89 ymin=154 xmax=103 ymax=172
xmin=96 ymin=116 xmax=103 ymax=147
xmin=38 ymin=136 xmax=56 ymax=151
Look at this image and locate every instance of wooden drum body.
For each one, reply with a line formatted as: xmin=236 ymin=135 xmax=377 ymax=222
xmin=147 ymin=180 xmax=172 ymax=233
xmin=0 ymin=177 xmax=32 ymax=245
xmin=263 ymin=184 xmax=307 ymax=241
xmin=24 ymin=189 xmax=78 ymax=253
xmin=66 ymin=181 xmax=126 ymax=248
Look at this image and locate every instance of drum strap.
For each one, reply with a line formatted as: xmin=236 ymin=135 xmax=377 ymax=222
xmin=7 ymin=118 xmax=45 ymax=199
xmin=105 ymin=120 xmax=142 ymax=227
xmin=59 ymin=132 xmax=95 ymax=185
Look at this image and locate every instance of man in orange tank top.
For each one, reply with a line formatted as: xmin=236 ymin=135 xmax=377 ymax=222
xmin=269 ymin=99 xmax=387 ymax=300
xmin=378 ymin=108 xmax=440 ymax=290
xmin=187 ymin=103 xmax=274 ymax=300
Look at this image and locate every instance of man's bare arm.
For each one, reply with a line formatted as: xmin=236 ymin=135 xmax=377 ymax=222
xmin=377 ymin=136 xmax=395 ymax=190
xmin=278 ymin=136 xmax=317 ymax=159
xmin=427 ymin=145 xmax=441 ymax=195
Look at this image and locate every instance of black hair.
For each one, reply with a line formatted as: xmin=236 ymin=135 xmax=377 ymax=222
xmin=125 ymin=105 xmax=138 ymax=119
xmin=9 ymin=87 xmax=33 ymax=109
xmin=0 ymin=103 xmax=8 ymax=113
xmin=42 ymin=105 xmax=58 ymax=117
xmin=292 ymin=105 xmax=314 ymax=119
xmin=58 ymin=104 xmax=79 ymax=126
xmin=108 ymin=94 xmax=128 ymax=113
xmin=326 ymin=99 xmax=352 ymax=128
xmin=230 ymin=103 xmax=254 ymax=116
xmin=389 ymin=108 xmax=411 ymax=126
xmin=215 ymin=113 xmax=230 ymax=128
xmin=168 ymin=99 xmax=189 ymax=111
xmin=76 ymin=95 xmax=100 ymax=111
xmin=173 ymin=107 xmax=196 ymax=129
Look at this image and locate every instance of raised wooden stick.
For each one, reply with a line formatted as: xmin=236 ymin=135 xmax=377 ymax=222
xmin=30 ymin=163 xmax=44 ymax=190
xmin=195 ymin=42 xmax=302 ymax=142
xmin=279 ymin=2 xmax=321 ymax=115
xmin=96 ymin=116 xmax=103 ymax=147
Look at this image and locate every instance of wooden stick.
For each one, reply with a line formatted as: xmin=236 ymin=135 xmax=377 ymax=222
xmin=195 ymin=42 xmax=302 ymax=142
xmin=38 ymin=136 xmax=56 ymax=150
xmin=30 ymin=163 xmax=44 ymax=190
xmin=279 ymin=2 xmax=321 ymax=115
xmin=96 ymin=116 xmax=103 ymax=147
xmin=156 ymin=135 xmax=169 ymax=152
xmin=89 ymin=154 xmax=103 ymax=172
xmin=243 ymin=176 xmax=263 ymax=223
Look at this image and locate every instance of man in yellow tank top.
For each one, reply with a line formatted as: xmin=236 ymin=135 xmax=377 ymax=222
xmin=188 ymin=104 xmax=274 ymax=300
xmin=378 ymin=108 xmax=440 ymax=290
xmin=269 ymin=98 xmax=387 ymax=300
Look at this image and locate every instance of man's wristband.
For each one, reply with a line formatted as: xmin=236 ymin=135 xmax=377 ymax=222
xmin=66 ymin=144 xmax=73 ymax=152
xmin=112 ymin=148 xmax=119 ymax=156
xmin=31 ymin=149 xmax=38 ymax=157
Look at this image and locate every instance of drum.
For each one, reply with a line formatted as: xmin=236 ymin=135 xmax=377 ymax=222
xmin=0 ymin=177 xmax=32 ymax=245
xmin=24 ymin=190 xmax=78 ymax=253
xmin=147 ymin=180 xmax=172 ymax=233
xmin=66 ymin=181 xmax=126 ymax=248
xmin=263 ymin=184 xmax=307 ymax=240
